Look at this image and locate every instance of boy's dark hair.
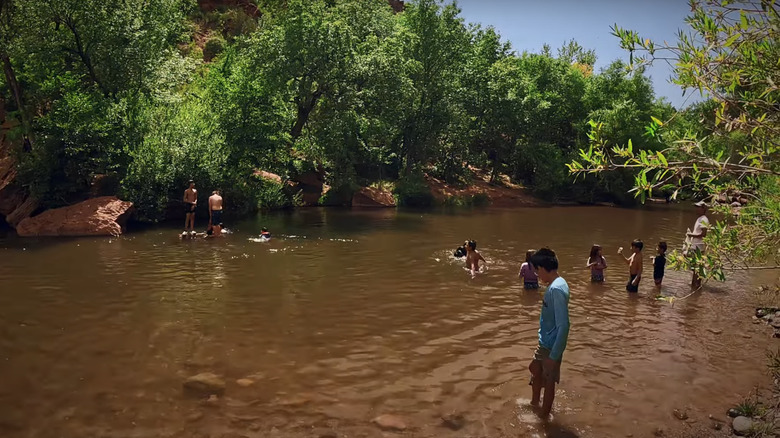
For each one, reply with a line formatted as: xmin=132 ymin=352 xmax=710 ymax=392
xmin=631 ymin=239 xmax=644 ymax=250
xmin=188 ymin=179 xmax=195 ymax=185
xmin=530 ymin=247 xmax=558 ymax=271
xmin=467 ymin=240 xmax=477 ymax=250
xmin=658 ymin=241 xmax=667 ymax=252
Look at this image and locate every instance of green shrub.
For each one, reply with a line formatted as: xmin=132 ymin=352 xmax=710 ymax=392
xmin=394 ymin=172 xmax=435 ymax=207
xmin=203 ymin=36 xmax=226 ymax=62
xmin=254 ymin=177 xmax=299 ymax=210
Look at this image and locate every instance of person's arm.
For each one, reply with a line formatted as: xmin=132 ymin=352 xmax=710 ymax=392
xmin=586 ymin=257 xmax=594 ymax=268
xmin=601 ymin=256 xmax=607 ymax=269
xmin=479 ymin=253 xmax=486 ymax=263
xmin=548 ymin=288 xmax=570 ymax=361
xmin=618 ymin=248 xmax=631 ymax=264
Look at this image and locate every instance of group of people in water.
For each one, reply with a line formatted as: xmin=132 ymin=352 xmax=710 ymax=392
xmin=180 ymin=179 xmax=274 ymax=240
xmin=452 ymin=200 xmax=711 ymax=419
xmin=182 ymin=180 xmax=225 ymax=237
xmin=455 ymin=200 xmax=711 ymax=292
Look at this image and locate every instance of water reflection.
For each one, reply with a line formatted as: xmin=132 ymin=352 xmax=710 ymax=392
xmin=0 ymin=206 xmax=774 ymax=438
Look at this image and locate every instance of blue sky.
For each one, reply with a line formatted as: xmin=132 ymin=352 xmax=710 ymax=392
xmin=454 ymin=0 xmax=699 ymax=108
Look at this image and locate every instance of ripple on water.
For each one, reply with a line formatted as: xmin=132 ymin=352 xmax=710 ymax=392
xmin=0 ymin=207 xmax=774 ymax=438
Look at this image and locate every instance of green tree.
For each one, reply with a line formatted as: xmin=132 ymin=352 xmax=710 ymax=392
xmin=570 ymin=0 xmax=780 ymax=280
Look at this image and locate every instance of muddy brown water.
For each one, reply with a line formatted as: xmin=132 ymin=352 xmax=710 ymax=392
xmin=0 ymin=206 xmax=775 ymax=438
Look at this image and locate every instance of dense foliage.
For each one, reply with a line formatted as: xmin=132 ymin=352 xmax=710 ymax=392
xmin=1 ymin=0 xmax=674 ymax=220
xmin=570 ymin=0 xmax=780 ymax=281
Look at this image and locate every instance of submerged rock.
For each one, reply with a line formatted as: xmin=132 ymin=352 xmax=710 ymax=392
xmin=236 ymin=378 xmax=254 ymax=387
xmin=672 ymin=409 xmax=689 ymax=420
xmin=440 ymin=413 xmax=466 ymax=430
xmin=183 ymin=373 xmax=226 ymax=398
xmin=372 ymin=414 xmax=407 ymax=431
xmin=727 ymin=408 xmax=740 ymax=418
xmin=732 ymin=416 xmax=753 ymax=435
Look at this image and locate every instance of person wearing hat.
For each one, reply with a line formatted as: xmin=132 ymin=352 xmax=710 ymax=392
xmin=686 ymin=201 xmax=710 ymax=288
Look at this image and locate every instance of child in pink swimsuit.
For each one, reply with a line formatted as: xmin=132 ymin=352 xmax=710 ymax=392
xmin=519 ymin=249 xmax=539 ymax=289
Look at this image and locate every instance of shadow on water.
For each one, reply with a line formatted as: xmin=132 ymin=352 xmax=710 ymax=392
xmin=545 ymin=421 xmax=581 ymax=438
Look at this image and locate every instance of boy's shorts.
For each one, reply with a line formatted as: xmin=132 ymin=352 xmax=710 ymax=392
xmin=531 ymin=344 xmax=561 ymax=384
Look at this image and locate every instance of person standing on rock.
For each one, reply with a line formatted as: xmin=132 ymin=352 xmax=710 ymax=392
xmin=528 ymin=247 xmax=570 ymax=419
xmin=209 ymin=190 xmax=224 ymax=236
xmin=183 ymin=180 xmax=197 ymax=233
xmin=687 ymin=201 xmax=710 ymax=289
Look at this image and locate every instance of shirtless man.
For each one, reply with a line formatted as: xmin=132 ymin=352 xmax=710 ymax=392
xmin=618 ymin=239 xmax=644 ymax=293
xmin=209 ymin=190 xmax=224 ymax=236
xmin=183 ymin=180 xmax=197 ymax=233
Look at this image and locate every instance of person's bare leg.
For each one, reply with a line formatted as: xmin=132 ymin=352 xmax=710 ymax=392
xmin=540 ymin=378 xmax=556 ymax=418
xmin=184 ymin=214 xmax=189 ymax=231
xmin=529 ymin=360 xmax=543 ymax=406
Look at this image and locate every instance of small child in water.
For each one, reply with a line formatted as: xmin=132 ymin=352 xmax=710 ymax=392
xmin=519 ymin=249 xmax=539 ymax=289
xmin=465 ymin=240 xmax=487 ymax=276
xmin=587 ymin=244 xmax=607 ymax=282
xmin=619 ymin=239 xmax=644 ymax=293
xmin=260 ymin=227 xmax=271 ymax=240
xmin=652 ymin=241 xmax=667 ymax=286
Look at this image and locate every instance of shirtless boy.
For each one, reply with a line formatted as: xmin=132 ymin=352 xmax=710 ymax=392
xmin=618 ymin=239 xmax=643 ymax=293
xmin=465 ymin=240 xmax=486 ymax=276
xmin=183 ymin=180 xmax=197 ymax=233
xmin=209 ymin=190 xmax=224 ymax=236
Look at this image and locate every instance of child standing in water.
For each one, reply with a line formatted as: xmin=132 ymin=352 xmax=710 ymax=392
xmin=586 ymin=244 xmax=607 ymax=282
xmin=528 ymin=247 xmax=570 ymax=419
xmin=465 ymin=240 xmax=486 ymax=276
xmin=519 ymin=249 xmax=539 ymax=289
xmin=619 ymin=239 xmax=644 ymax=293
xmin=652 ymin=241 xmax=667 ymax=286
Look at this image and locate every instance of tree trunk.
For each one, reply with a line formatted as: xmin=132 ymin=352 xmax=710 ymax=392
xmin=289 ymin=89 xmax=323 ymax=142
xmin=1 ymin=51 xmax=30 ymax=135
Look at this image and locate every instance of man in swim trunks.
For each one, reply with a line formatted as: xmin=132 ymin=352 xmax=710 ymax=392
xmin=183 ymin=180 xmax=197 ymax=233
xmin=209 ymin=190 xmax=224 ymax=236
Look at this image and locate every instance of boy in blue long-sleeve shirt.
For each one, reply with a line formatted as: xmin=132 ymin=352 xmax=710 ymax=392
xmin=528 ymin=247 xmax=570 ymax=419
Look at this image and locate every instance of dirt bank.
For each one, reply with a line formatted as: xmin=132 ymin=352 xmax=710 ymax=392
xmin=426 ymin=169 xmax=542 ymax=208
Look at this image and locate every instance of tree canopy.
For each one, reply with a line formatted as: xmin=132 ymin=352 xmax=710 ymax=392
xmin=1 ymin=0 xmax=675 ymax=220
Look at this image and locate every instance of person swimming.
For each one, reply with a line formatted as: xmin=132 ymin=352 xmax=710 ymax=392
xmin=260 ymin=227 xmax=271 ymax=240
xmin=465 ymin=240 xmax=487 ymax=276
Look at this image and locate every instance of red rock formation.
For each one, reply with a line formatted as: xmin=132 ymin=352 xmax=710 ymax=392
xmin=352 ymin=187 xmax=396 ymax=208
xmin=16 ymin=196 xmax=135 ymax=237
xmin=0 ymin=119 xmax=38 ymax=227
xmin=253 ymin=170 xmax=282 ymax=184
